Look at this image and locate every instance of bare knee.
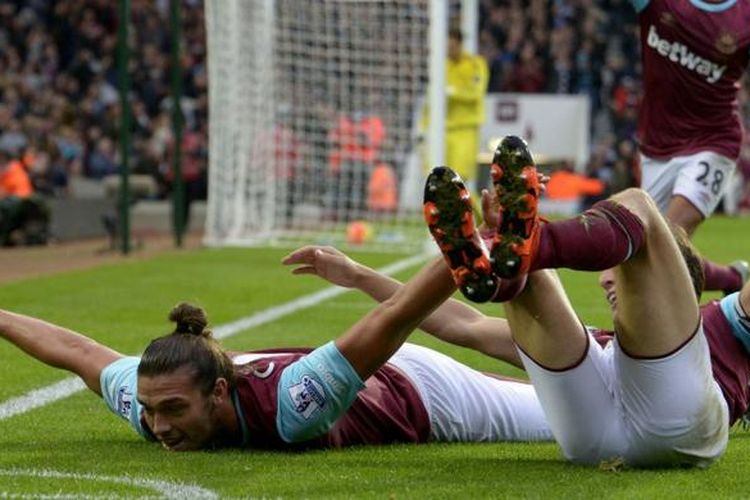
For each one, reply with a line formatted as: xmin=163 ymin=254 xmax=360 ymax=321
xmin=610 ymin=188 xmax=661 ymax=233
xmin=665 ymin=196 xmax=703 ymax=236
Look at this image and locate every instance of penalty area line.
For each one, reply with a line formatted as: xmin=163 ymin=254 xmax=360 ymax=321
xmin=0 ymin=253 xmax=428 ymax=421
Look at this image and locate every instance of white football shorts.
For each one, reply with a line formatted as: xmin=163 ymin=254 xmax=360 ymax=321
xmin=388 ymin=343 xmax=553 ymax=443
xmin=518 ymin=328 xmax=728 ymax=468
xmin=640 ymin=151 xmax=736 ymax=218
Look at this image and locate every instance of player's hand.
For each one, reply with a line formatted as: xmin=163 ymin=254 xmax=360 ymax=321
xmin=281 ymin=245 xmax=361 ymax=288
xmin=479 ymin=188 xmax=500 ymax=233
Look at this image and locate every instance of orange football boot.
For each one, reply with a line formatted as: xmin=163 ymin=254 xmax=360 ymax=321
xmin=423 ymin=166 xmax=500 ymax=302
xmin=488 ymin=135 xmax=543 ymax=280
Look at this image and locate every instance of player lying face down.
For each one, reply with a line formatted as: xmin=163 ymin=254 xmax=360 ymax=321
xmin=0 ymin=254 xmax=553 ymax=452
xmin=130 ymin=286 xmax=552 ymax=451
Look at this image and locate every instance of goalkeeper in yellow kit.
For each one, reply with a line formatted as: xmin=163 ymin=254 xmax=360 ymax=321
xmin=445 ymin=28 xmax=488 ymax=185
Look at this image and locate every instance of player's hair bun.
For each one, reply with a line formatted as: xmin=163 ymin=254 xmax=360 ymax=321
xmin=169 ymin=302 xmax=211 ymax=338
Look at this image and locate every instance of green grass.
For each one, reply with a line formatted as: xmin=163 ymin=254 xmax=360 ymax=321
xmin=0 ymin=215 xmax=749 ymax=498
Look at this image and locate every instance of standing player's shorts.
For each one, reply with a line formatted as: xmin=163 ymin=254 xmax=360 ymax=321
xmin=518 ymin=327 xmax=728 ymax=468
xmin=388 ymin=343 xmax=553 ymax=442
xmin=640 ymin=151 xmax=736 ymax=218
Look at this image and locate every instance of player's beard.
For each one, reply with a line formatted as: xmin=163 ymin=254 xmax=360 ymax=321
xmin=203 ymin=396 xmax=233 ymax=450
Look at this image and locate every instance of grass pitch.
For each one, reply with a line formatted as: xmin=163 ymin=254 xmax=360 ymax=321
xmin=1 ymin=215 xmax=749 ymax=498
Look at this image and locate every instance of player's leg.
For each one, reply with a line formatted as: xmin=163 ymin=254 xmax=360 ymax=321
xmin=666 ymin=151 xmax=735 ymax=233
xmin=603 ymin=189 xmax=728 ymax=465
xmin=488 ymin=136 xmax=646 ymax=280
xmin=387 ymin=342 xmax=554 ymax=442
xmin=703 ymin=259 xmax=748 ymax=295
xmin=598 ymin=188 xmax=699 ymax=356
xmin=502 ymin=270 xmax=628 ymax=463
xmin=664 ymin=195 xmax=703 ymax=235
xmin=648 ymin=152 xmax=744 ymax=292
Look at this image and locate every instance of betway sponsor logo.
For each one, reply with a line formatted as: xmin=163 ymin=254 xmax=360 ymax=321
xmin=647 ymin=25 xmax=726 ymax=83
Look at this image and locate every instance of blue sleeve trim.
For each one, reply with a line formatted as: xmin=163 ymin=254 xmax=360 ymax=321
xmin=688 ymin=0 xmax=737 ymax=13
xmin=100 ymin=356 xmax=149 ymax=439
xmin=276 ymin=341 xmax=365 ymax=443
xmin=629 ymin=0 xmax=651 ymax=13
xmin=720 ymin=293 xmax=750 ymax=353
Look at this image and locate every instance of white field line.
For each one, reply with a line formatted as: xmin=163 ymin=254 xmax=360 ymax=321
xmin=0 ymin=468 xmax=218 ymax=499
xmin=0 ymin=254 xmax=427 ymax=421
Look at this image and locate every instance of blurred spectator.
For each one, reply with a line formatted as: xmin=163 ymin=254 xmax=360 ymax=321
xmin=0 ymin=0 xmax=206 ymax=199
xmin=1 ymin=0 xmax=746 ymax=213
xmin=367 ymin=161 xmax=398 ymax=214
xmin=542 ymin=162 xmax=605 ymax=214
xmin=0 ymin=145 xmax=49 ymax=246
xmin=0 ymin=148 xmax=32 ymax=199
xmin=87 ymin=136 xmax=118 ymax=179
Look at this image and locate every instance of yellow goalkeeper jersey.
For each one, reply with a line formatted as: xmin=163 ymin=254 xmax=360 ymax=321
xmin=446 ymin=52 xmax=488 ymax=130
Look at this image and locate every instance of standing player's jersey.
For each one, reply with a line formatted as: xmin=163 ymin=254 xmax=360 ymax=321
xmin=591 ymin=301 xmax=750 ymax=425
xmin=633 ymin=0 xmax=750 ymax=159
xmin=232 ymin=345 xmax=431 ymax=449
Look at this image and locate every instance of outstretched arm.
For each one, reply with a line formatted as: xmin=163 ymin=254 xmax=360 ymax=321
xmin=0 ymin=310 xmax=122 ymax=395
xmin=282 ymin=246 xmax=522 ymax=368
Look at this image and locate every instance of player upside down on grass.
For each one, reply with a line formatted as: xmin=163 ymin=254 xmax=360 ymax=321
xmin=0 ymin=253 xmax=556 ymax=452
xmin=419 ymin=135 xmax=750 ymax=468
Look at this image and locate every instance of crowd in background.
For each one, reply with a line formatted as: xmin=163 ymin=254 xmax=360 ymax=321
xmin=0 ymin=0 xmax=207 ymax=200
xmin=0 ymin=0 xmax=749 ymax=209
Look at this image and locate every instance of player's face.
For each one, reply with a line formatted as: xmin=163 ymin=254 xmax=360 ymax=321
xmin=137 ymin=366 xmax=221 ymax=452
xmin=599 ymin=268 xmax=617 ymax=313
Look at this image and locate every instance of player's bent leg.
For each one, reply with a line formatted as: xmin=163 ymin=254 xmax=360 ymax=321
xmin=516 ymin=333 xmax=628 ymax=464
xmin=703 ymin=258 xmax=747 ymax=295
xmin=608 ymin=188 xmax=701 ymax=357
xmin=664 ymin=195 xmax=703 ymax=236
xmin=655 ymin=153 xmax=742 ymax=292
xmin=670 ymin=152 xmax=736 ymax=225
xmin=388 ymin=343 xmax=553 ymax=442
xmin=504 ymin=270 xmax=587 ymax=370
xmin=615 ymin=328 xmax=728 ymax=467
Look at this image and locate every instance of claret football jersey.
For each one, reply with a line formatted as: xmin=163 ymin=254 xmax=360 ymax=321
xmin=232 ymin=346 xmax=431 ymax=449
xmin=632 ymin=0 xmax=750 ymax=159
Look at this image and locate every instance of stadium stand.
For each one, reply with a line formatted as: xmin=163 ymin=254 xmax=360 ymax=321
xmin=0 ymin=0 xmax=747 ymax=242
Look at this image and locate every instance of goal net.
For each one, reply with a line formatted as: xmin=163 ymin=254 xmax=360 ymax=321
xmin=204 ymin=0 xmax=438 ymax=252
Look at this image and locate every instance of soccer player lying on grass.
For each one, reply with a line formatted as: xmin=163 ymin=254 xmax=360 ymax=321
xmin=0 ymin=259 xmax=554 ymax=452
xmin=291 ymin=235 xmax=750 ymax=464
xmin=423 ymin=135 xmax=750 ymax=468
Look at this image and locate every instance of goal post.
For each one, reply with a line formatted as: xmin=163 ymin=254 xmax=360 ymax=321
xmin=204 ymin=0 xmax=457 ymax=252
